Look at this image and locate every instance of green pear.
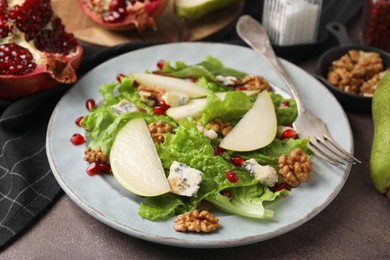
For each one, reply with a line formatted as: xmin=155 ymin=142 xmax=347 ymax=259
xmin=370 ymin=70 xmax=390 ymax=200
xmin=174 ymin=0 xmax=242 ymax=20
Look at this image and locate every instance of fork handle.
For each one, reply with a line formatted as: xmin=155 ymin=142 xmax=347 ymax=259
xmin=236 ymin=15 xmax=306 ymax=113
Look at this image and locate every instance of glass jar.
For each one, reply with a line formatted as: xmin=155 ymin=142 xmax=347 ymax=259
xmin=363 ymin=0 xmax=390 ymax=52
xmin=262 ymin=0 xmax=323 ymax=46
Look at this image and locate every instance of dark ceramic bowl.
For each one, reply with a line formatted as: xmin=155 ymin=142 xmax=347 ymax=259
xmin=314 ymin=23 xmax=390 ymax=113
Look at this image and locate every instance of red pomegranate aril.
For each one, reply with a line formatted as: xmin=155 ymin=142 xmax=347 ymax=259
xmin=99 ymin=163 xmax=111 ymax=174
xmin=158 ymin=100 xmax=170 ymax=110
xmin=0 ymin=10 xmax=12 ymax=38
xmin=278 ymin=101 xmax=290 ymax=108
xmin=231 ymin=155 xmax=244 ymax=166
xmin=225 ymin=170 xmax=239 ymax=183
xmin=116 ymin=73 xmax=126 ymax=82
xmin=156 ymin=59 xmax=165 ymax=70
xmin=86 ymin=98 xmax=96 ymax=111
xmin=75 ymin=116 xmax=84 ymax=126
xmin=235 ymin=86 xmax=247 ymax=91
xmin=70 ymin=133 xmax=85 ymax=145
xmin=220 ymin=189 xmax=232 ymax=198
xmin=213 ymin=146 xmax=226 ymax=156
xmin=153 ymin=106 xmax=165 ymax=115
xmin=281 ymin=129 xmax=297 ymax=140
xmin=86 ymin=162 xmax=101 ymax=176
xmin=270 ymin=183 xmax=290 ymax=192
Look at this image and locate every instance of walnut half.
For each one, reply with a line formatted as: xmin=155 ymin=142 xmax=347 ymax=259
xmin=278 ymin=148 xmax=312 ymax=188
xmin=207 ymin=118 xmax=233 ymax=136
xmin=148 ymin=121 xmax=172 ymax=144
xmin=173 ymin=210 xmax=219 ymax=233
xmin=238 ymin=75 xmax=270 ymax=91
xmin=84 ymin=148 xmax=107 ymax=163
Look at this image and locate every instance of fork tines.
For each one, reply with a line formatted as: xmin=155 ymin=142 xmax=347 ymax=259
xmin=309 ymin=134 xmax=361 ymax=167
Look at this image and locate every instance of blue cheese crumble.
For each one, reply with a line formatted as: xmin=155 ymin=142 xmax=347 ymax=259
xmin=167 ymin=161 xmax=203 ymax=197
xmin=162 ymin=91 xmax=190 ymax=107
xmin=111 ymin=100 xmax=138 ymax=115
xmin=243 ymin=158 xmax=278 ymax=187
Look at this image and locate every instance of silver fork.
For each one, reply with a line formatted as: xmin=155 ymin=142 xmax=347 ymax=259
xmin=236 ymin=15 xmax=361 ymax=167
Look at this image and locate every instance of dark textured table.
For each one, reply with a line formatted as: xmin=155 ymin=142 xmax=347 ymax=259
xmin=1 ymin=6 xmax=390 ymax=260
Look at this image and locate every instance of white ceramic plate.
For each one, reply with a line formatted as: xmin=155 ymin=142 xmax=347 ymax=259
xmin=46 ymin=42 xmax=353 ymax=248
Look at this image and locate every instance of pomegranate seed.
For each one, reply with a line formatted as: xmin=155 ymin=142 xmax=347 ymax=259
xmin=75 ymin=116 xmax=84 ymax=126
xmin=281 ymin=129 xmax=297 ymax=140
xmin=116 ymin=73 xmax=125 ymax=82
xmin=235 ymin=86 xmax=247 ymax=91
xmin=70 ymin=133 xmax=84 ymax=145
xmin=220 ymin=189 xmax=232 ymax=198
xmin=158 ymin=100 xmax=170 ymax=110
xmin=278 ymin=101 xmax=290 ymax=108
xmin=270 ymin=183 xmax=291 ymax=192
xmin=191 ymin=78 xmax=197 ymax=83
xmin=86 ymin=98 xmax=96 ymax=111
xmin=86 ymin=162 xmax=101 ymax=176
xmin=99 ymin=163 xmax=111 ymax=174
xmin=213 ymin=146 xmax=226 ymax=156
xmin=225 ymin=170 xmax=239 ymax=183
xmin=153 ymin=106 xmax=165 ymax=115
xmin=133 ymin=80 xmax=140 ymax=87
xmin=230 ymin=155 xmax=244 ymax=166
xmin=153 ymin=101 xmax=170 ymax=115
xmin=156 ymin=59 xmax=165 ymax=70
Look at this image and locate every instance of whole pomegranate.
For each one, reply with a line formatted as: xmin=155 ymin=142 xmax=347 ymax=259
xmin=0 ymin=0 xmax=83 ymax=100
xmin=79 ymin=0 xmax=170 ymax=32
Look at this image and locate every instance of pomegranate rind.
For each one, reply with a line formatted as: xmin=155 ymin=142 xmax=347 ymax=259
xmin=78 ymin=0 xmax=169 ymax=32
xmin=0 ymin=46 xmax=83 ymax=100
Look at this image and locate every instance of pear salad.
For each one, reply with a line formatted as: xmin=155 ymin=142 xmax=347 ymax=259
xmin=71 ymin=56 xmax=313 ymax=232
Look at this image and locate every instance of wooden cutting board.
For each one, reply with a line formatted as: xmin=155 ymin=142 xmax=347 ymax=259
xmin=52 ymin=0 xmax=245 ymax=47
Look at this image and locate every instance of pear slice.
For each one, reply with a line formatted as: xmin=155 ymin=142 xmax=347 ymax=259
xmin=110 ymin=118 xmax=170 ymax=197
xmin=166 ymin=98 xmax=206 ymax=121
xmin=166 ymin=90 xmax=259 ymax=121
xmin=132 ymin=73 xmax=210 ymax=98
xmin=174 ymin=0 xmax=241 ymax=20
xmin=219 ymin=91 xmax=277 ymax=151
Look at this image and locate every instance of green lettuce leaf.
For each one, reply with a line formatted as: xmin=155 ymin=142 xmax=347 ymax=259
xmin=206 ymin=185 xmax=289 ymax=219
xmin=199 ymin=91 xmax=253 ymax=125
xmin=162 ymin=56 xmax=247 ymax=80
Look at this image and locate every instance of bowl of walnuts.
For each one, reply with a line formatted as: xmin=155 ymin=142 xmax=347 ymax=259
xmin=314 ymin=23 xmax=390 ymax=112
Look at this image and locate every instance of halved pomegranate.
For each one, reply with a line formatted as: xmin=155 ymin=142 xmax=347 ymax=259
xmin=0 ymin=0 xmax=83 ymax=100
xmin=79 ymin=0 xmax=170 ymax=32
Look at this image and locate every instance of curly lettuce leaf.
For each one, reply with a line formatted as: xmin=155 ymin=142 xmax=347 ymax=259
xmin=206 ymin=185 xmax=289 ymax=219
xmin=199 ymin=91 xmax=253 ymax=125
xmin=270 ymin=93 xmax=298 ymax=125
xmin=161 ymin=56 xmax=247 ymax=80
